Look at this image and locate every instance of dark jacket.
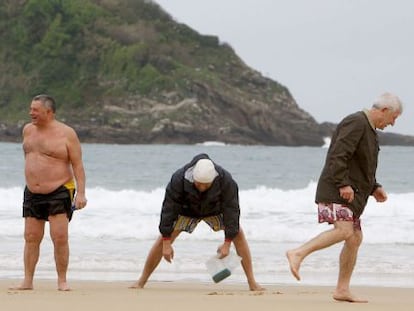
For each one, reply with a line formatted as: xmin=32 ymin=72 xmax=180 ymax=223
xmin=159 ymin=153 xmax=240 ymax=240
xmin=315 ymin=111 xmax=381 ymax=217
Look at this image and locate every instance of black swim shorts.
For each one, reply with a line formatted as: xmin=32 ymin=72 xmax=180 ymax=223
xmin=23 ymin=180 xmax=76 ymax=221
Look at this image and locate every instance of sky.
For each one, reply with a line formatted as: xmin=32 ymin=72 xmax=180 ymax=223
xmin=154 ymin=0 xmax=413 ymax=135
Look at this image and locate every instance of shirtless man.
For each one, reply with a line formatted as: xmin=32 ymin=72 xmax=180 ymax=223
xmin=14 ymin=94 xmax=87 ymax=291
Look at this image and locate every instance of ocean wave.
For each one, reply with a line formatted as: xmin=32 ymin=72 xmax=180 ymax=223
xmin=1 ymin=185 xmax=413 ymax=244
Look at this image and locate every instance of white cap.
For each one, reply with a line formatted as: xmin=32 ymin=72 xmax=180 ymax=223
xmin=193 ymin=159 xmax=218 ymax=183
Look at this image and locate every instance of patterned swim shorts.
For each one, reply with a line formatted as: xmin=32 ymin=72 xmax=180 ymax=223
xmin=318 ymin=203 xmax=361 ymax=230
xmin=173 ymin=214 xmax=224 ymax=233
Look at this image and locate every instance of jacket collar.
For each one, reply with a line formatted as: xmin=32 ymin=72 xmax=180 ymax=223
xmin=363 ymin=109 xmax=376 ymax=130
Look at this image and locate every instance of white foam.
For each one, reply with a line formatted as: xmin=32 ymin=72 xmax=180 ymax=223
xmin=2 ymin=185 xmax=413 ymax=244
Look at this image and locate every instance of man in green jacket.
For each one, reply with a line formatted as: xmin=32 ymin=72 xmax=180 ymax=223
xmin=287 ymin=92 xmax=403 ymax=303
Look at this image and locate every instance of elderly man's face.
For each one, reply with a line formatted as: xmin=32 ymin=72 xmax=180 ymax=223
xmin=29 ymin=100 xmax=51 ymax=126
xmin=377 ymin=108 xmax=400 ymax=130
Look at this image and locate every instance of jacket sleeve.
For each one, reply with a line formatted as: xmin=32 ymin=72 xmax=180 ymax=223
xmin=159 ymin=172 xmax=184 ymax=238
xmin=371 ymin=181 xmax=382 ymax=194
xmin=221 ymin=173 xmax=240 ymax=240
xmin=328 ymin=116 xmax=364 ymax=189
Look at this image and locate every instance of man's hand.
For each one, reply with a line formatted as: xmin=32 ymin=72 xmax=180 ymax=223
xmin=162 ymin=240 xmax=174 ymax=263
xmin=74 ymin=194 xmax=87 ymax=210
xmin=372 ymin=187 xmax=387 ymax=202
xmin=217 ymin=240 xmax=231 ymax=259
xmin=339 ymin=185 xmax=354 ymax=203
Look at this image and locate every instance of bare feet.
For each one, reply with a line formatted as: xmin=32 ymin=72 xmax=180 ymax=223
xmin=8 ymin=283 xmax=33 ymax=291
xmin=58 ymin=281 xmax=71 ymax=291
xmin=286 ymin=250 xmax=301 ymax=281
xmin=129 ymin=281 xmax=145 ymax=289
xmin=333 ymin=290 xmax=368 ymax=303
xmin=249 ymin=282 xmax=265 ymax=291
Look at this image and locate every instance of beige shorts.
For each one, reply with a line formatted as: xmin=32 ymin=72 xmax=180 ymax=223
xmin=173 ymin=214 xmax=224 ymax=233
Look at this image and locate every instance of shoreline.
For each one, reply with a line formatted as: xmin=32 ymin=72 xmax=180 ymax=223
xmin=2 ymin=280 xmax=414 ymax=311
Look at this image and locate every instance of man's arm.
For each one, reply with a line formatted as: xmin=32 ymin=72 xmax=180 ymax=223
xmin=219 ymin=173 xmax=240 ymax=257
xmin=328 ymin=116 xmax=365 ymax=189
xmin=67 ymin=127 xmax=87 ymax=209
xmin=159 ymin=173 xmax=184 ymax=262
xmin=159 ymin=173 xmax=183 ymax=238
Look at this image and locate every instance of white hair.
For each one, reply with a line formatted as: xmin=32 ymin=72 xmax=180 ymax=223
xmin=372 ymin=92 xmax=403 ymax=114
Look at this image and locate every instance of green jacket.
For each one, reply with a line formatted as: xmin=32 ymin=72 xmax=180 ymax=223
xmin=315 ymin=111 xmax=381 ymax=218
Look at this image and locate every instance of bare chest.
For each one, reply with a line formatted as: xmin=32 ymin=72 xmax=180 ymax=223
xmin=23 ymin=131 xmax=69 ymax=161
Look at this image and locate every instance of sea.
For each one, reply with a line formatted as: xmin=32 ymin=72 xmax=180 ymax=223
xmin=1 ymin=141 xmax=413 ymax=288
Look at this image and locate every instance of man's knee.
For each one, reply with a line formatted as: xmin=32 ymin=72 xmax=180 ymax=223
xmin=24 ymin=231 xmax=43 ymax=244
xmin=334 ymin=222 xmax=355 ymax=240
xmin=236 ymin=227 xmax=246 ymax=237
xmin=24 ymin=220 xmax=44 ymax=244
xmin=345 ymin=231 xmax=363 ymax=247
xmin=51 ymin=231 xmax=68 ymax=246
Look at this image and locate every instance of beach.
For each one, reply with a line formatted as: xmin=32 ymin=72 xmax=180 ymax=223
xmin=2 ymin=143 xmax=414 ymax=309
xmin=2 ymin=280 xmax=414 ymax=311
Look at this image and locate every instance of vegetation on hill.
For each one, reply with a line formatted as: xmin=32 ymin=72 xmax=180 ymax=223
xmin=1 ymin=0 xmax=253 ymax=120
xmin=1 ymin=0 xmax=411 ymax=145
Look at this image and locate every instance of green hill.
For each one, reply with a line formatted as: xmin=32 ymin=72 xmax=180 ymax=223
xmin=3 ymin=0 xmax=237 ymax=118
xmin=1 ymin=0 xmax=412 ymax=146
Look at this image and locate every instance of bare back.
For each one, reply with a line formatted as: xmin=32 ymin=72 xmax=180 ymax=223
xmin=23 ymin=120 xmax=74 ymax=194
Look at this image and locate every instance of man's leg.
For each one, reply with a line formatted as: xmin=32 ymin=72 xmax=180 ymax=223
xmin=130 ymin=230 xmax=181 ymax=288
xmin=333 ymin=230 xmax=366 ymax=303
xmin=232 ymin=228 xmax=264 ymax=291
xmin=286 ymin=221 xmax=354 ymax=281
xmin=11 ymin=217 xmax=45 ymax=290
xmin=49 ymin=214 xmax=70 ymax=291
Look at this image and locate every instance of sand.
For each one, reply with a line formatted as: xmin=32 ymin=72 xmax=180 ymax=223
xmin=2 ymin=280 xmax=413 ymax=311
